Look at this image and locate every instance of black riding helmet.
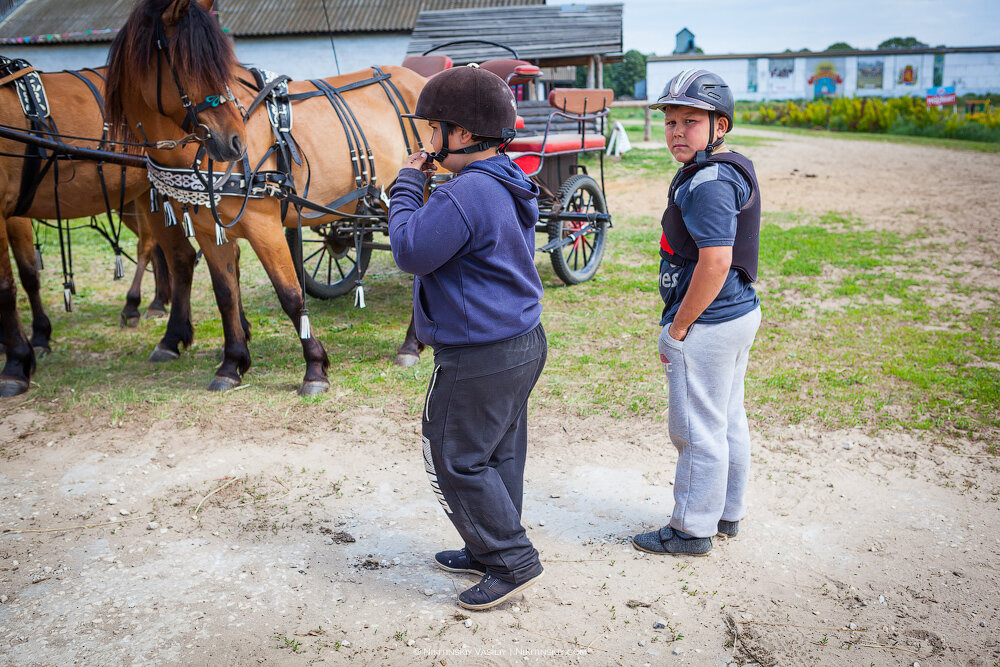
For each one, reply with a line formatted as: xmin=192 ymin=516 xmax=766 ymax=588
xmin=650 ymin=69 xmax=734 ymax=166
xmin=402 ymin=64 xmax=518 ymax=163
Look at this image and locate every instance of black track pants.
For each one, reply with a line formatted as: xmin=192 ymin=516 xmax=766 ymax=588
xmin=422 ymin=324 xmax=547 ymax=585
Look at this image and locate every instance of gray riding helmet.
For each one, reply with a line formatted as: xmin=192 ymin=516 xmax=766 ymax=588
xmin=649 ymin=69 xmax=734 ymax=132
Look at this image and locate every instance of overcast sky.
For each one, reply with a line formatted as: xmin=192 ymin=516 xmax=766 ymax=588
xmin=567 ymin=0 xmax=999 ymax=56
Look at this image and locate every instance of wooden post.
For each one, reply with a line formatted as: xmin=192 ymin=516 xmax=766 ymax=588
xmin=586 ymin=56 xmax=595 ymax=88
xmin=595 ymin=56 xmax=604 ymax=89
xmin=644 ymin=106 xmax=652 ymax=141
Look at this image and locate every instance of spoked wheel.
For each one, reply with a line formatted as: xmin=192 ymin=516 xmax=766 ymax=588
xmin=286 ymin=225 xmax=372 ymax=300
xmin=547 ymin=173 xmax=609 ymax=285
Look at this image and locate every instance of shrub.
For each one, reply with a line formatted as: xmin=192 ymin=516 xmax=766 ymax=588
xmin=744 ymin=96 xmax=1000 ymax=143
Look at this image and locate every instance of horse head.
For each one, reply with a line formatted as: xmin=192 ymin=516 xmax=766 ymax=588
xmin=106 ymin=0 xmax=245 ymax=162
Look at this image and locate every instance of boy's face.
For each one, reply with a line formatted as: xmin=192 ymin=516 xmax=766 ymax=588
xmin=662 ymin=106 xmax=725 ymax=163
xmin=427 ymin=121 xmax=472 ymax=173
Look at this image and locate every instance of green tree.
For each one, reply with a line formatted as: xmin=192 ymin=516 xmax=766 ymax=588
xmin=826 ymin=42 xmax=854 ymax=51
xmin=602 ymin=49 xmax=648 ymax=98
xmin=878 ymin=36 xmax=928 ymax=49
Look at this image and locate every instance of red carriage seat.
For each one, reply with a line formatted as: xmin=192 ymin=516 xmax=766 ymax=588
xmin=479 ymin=58 xmax=541 ymax=85
xmin=402 ymin=54 xmax=453 ymax=78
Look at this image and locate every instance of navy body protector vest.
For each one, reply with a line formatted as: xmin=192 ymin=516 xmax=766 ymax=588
xmin=660 ymin=151 xmax=761 ymax=283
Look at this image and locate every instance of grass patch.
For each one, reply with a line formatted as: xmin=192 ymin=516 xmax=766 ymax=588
xmin=8 ymin=155 xmax=998 ymax=446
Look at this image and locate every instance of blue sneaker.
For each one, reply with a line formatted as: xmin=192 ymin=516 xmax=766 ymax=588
xmin=434 ymin=548 xmax=487 ymax=576
xmin=458 ymin=571 xmax=544 ymax=611
xmin=632 ymin=526 xmax=712 ymax=556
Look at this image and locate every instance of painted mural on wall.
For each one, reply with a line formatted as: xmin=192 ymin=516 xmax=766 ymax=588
xmin=747 ymin=58 xmax=758 ymax=93
xmin=897 ymin=64 xmax=919 ymax=86
xmin=807 ymin=58 xmax=845 ymax=98
xmin=857 ymin=60 xmax=884 ymax=89
xmin=767 ymin=59 xmax=795 ymax=94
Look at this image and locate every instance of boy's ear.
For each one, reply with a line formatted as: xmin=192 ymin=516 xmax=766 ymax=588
xmin=718 ymin=115 xmax=730 ymax=135
xmin=454 ymin=125 xmax=474 ymax=145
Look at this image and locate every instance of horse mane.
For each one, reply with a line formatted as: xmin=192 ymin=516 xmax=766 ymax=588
xmin=105 ymin=0 xmax=236 ymax=149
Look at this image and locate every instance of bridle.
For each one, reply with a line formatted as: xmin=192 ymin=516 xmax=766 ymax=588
xmin=153 ymin=19 xmax=239 ymax=141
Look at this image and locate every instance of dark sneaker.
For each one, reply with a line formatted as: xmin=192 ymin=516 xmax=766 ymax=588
xmin=632 ymin=526 xmax=712 ymax=557
xmin=458 ymin=571 xmax=544 ymax=611
xmin=717 ymin=519 xmax=740 ymax=539
xmin=434 ymin=548 xmax=487 ymax=576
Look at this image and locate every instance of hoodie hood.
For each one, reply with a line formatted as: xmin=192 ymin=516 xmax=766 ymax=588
xmin=463 ymin=155 xmax=540 ymax=227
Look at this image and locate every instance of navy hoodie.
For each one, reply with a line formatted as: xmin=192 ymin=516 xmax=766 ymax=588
xmin=388 ymin=154 xmax=543 ymax=349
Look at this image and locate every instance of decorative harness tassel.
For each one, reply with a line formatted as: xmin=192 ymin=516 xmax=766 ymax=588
xmin=354 ymin=283 xmax=366 ymax=309
xmin=149 ymin=187 xmax=160 ymax=213
xmin=299 ymin=310 xmax=311 ymax=340
xmin=34 ymin=245 xmax=43 ymax=271
xmin=181 ymin=206 xmax=195 ymax=238
xmin=63 ymin=284 xmax=72 ymax=312
xmin=215 ymin=221 xmax=227 ymax=245
xmin=113 ymin=249 xmax=124 ymax=280
xmin=162 ymin=197 xmax=177 ymax=227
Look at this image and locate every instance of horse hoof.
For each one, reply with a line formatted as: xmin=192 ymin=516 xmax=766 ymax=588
xmin=148 ymin=346 xmax=180 ymax=363
xmin=33 ymin=346 xmax=51 ymax=359
xmin=297 ymin=380 xmax=330 ymax=397
xmin=0 ymin=377 xmax=29 ymax=397
xmin=207 ymin=376 xmax=240 ymax=392
xmin=121 ymin=315 xmax=140 ymax=329
xmin=395 ymin=353 xmax=420 ymax=368
xmin=144 ymin=307 xmax=168 ymax=320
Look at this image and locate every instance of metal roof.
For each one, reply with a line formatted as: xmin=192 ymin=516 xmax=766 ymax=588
xmin=0 ymin=0 xmax=544 ymax=44
xmin=407 ymin=3 xmax=623 ymax=65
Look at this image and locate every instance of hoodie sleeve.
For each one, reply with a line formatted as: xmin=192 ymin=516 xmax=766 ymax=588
xmin=388 ymin=168 xmax=471 ymax=276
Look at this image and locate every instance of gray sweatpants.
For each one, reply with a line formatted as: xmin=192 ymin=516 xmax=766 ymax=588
xmin=658 ymin=306 xmax=761 ymax=538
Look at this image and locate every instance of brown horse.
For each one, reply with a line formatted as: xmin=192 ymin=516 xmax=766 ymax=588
xmin=0 ymin=67 xmax=169 ymax=396
xmin=104 ymin=0 xmax=429 ymax=395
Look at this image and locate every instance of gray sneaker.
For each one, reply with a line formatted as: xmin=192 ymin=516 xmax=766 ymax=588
xmin=716 ymin=519 xmax=739 ymax=538
xmin=632 ymin=526 xmax=712 ymax=556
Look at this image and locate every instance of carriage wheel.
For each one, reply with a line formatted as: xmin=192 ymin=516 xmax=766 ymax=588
xmin=548 ymin=174 xmax=608 ymax=285
xmin=286 ymin=225 xmax=373 ymax=300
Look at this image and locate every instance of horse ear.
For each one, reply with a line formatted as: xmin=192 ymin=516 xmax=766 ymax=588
xmin=195 ymin=0 xmax=215 ymax=13
xmin=161 ymin=0 xmax=192 ymax=26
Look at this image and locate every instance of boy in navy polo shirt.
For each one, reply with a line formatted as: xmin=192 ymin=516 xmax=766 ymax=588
xmin=389 ymin=65 xmax=546 ymax=609
xmin=632 ymin=70 xmax=763 ymax=557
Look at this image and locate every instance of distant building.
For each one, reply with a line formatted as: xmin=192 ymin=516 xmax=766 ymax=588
xmin=674 ymin=28 xmax=696 ymax=55
xmin=647 ymin=45 xmax=1000 ymax=101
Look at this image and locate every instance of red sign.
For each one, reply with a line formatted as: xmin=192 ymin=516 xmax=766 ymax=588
xmin=926 ymin=86 xmax=956 ymax=107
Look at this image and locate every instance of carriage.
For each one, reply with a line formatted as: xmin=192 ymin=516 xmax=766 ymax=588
xmin=287 ymin=41 xmax=615 ymax=299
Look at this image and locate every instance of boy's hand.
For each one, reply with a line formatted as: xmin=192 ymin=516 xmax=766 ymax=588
xmin=668 ymin=322 xmax=688 ymax=341
xmin=402 ymin=151 xmax=435 ymax=178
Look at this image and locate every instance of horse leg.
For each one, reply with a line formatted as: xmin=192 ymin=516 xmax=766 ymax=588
xmin=8 ymin=216 xmax=51 ymax=356
xmin=394 ymin=310 xmax=425 ymax=367
xmin=243 ymin=227 xmax=329 ymax=396
xmin=147 ymin=243 xmax=172 ymax=317
xmin=119 ymin=201 xmax=145 ymax=328
xmin=199 ymin=239 xmax=250 ymax=392
xmin=147 ymin=221 xmax=196 ymax=362
xmin=0 ymin=215 xmax=34 ymax=396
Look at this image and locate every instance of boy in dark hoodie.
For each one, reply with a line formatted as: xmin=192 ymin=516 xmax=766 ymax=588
xmin=388 ymin=65 xmax=546 ymax=611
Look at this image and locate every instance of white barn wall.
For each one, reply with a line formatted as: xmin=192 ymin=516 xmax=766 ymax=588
xmin=1 ymin=44 xmax=110 ymax=71
xmin=648 ymin=50 xmax=1000 ymax=101
xmin=232 ymin=34 xmax=409 ymax=80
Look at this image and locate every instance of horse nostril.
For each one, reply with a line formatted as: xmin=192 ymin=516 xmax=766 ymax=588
xmin=230 ymin=135 xmax=244 ymax=156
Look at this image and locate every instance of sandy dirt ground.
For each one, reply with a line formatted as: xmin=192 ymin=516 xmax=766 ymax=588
xmin=2 ymin=131 xmax=999 ymax=666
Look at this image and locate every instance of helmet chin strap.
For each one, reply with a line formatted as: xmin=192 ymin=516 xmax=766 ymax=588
xmin=694 ymin=111 xmax=726 ymax=167
xmin=429 ymin=122 xmax=516 ymax=164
